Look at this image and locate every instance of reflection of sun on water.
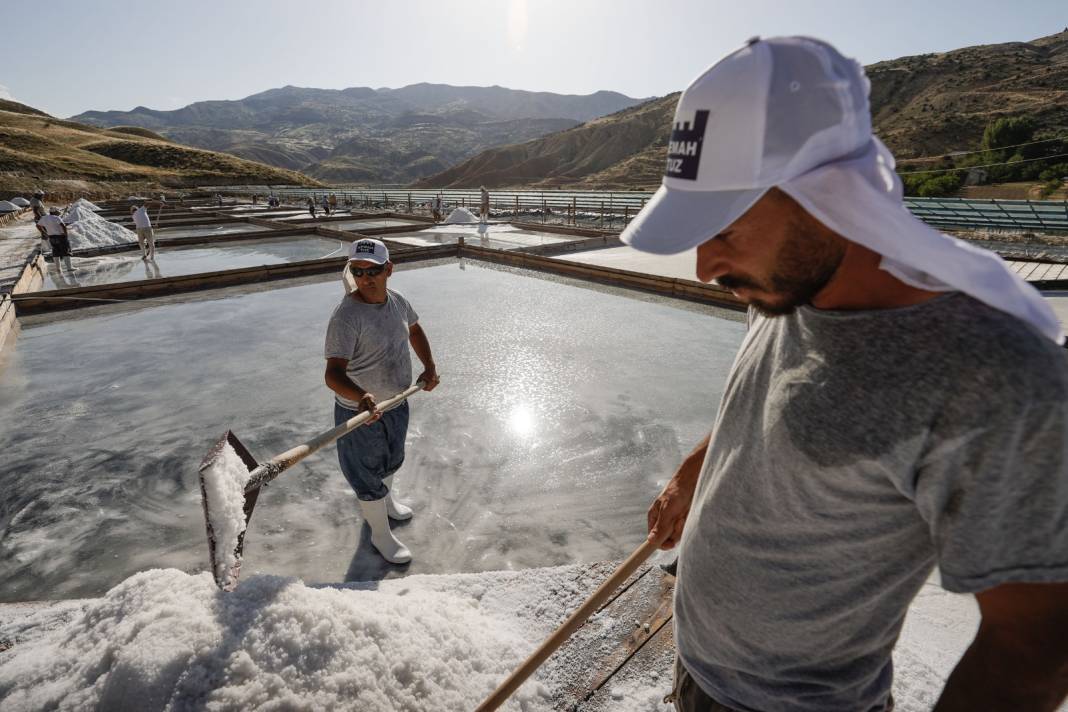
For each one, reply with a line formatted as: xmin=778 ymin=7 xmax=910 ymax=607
xmin=508 ymin=404 xmax=536 ymax=437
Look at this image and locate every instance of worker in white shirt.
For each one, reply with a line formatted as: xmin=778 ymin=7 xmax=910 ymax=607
xmin=130 ymin=203 xmax=156 ymax=260
xmin=36 ymin=207 xmax=73 ymax=271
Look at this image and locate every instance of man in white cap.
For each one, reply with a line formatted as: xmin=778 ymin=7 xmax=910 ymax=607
xmin=629 ymin=37 xmax=1068 ymax=712
xmin=131 ymin=202 xmax=156 ymax=260
xmin=324 ymin=238 xmax=439 ymax=564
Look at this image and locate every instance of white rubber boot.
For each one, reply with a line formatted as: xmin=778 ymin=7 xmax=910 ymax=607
xmin=358 ymin=497 xmax=411 ymax=564
xmin=382 ymin=475 xmax=413 ymax=521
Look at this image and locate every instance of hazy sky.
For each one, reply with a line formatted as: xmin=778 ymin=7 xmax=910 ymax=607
xmin=2 ymin=0 xmax=1065 ymax=118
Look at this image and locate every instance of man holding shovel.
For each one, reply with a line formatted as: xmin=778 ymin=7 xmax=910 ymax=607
xmin=630 ymin=37 xmax=1068 ymax=712
xmin=325 ymin=238 xmax=439 ymax=564
xmin=131 ymin=202 xmax=157 ymax=260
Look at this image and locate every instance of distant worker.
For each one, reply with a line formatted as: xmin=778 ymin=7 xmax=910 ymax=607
xmin=130 ymin=203 xmax=157 ymax=260
xmin=37 ymin=207 xmax=73 ymax=271
xmin=329 ymin=193 xmax=338 ymax=210
xmin=307 ymin=197 xmax=317 ymax=218
xmin=479 ymin=186 xmax=490 ymax=223
xmin=29 ymin=191 xmax=47 ymax=222
xmin=252 ymin=193 xmax=259 ymax=205
xmin=432 ymin=193 xmax=443 ymax=222
xmin=322 ymin=194 xmax=331 ymax=216
xmin=324 ymin=238 xmax=440 ymax=564
xmin=216 ymin=193 xmax=224 ymax=207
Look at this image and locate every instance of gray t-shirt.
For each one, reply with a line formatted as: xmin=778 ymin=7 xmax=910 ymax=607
xmin=324 ymin=289 xmax=418 ymax=411
xmin=675 ymin=293 xmax=1068 ymax=712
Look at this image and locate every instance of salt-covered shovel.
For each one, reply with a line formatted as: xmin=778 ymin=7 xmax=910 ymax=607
xmin=198 ymin=382 xmax=426 ymax=591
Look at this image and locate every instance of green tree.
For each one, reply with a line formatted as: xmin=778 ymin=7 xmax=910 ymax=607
xmin=981 ymin=116 xmax=1037 ymax=156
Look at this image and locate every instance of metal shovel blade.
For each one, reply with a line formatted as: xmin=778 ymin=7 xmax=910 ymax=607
xmin=198 ymin=430 xmax=262 ymax=591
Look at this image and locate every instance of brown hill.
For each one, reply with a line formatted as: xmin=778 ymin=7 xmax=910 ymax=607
xmin=418 ymin=30 xmax=1068 ymax=189
xmin=868 ymin=29 xmax=1068 ymax=158
xmin=413 ymin=95 xmax=677 ymax=189
xmin=0 ymin=103 xmax=319 ymax=198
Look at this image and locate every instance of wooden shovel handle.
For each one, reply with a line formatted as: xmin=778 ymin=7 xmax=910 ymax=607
xmin=244 ymin=381 xmax=425 ymax=492
xmin=474 ymin=537 xmax=661 ymax=711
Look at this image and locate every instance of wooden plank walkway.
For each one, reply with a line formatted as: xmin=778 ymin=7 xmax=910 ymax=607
xmin=1007 ymin=260 xmax=1068 ymax=282
xmin=551 ymin=563 xmax=677 ymax=710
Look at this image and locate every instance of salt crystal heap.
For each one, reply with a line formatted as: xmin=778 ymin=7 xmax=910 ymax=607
xmin=69 ymin=197 xmax=102 ymax=212
xmin=0 ymin=569 xmax=550 ymax=712
xmin=62 ymin=204 xmax=136 ymax=249
xmin=444 ymin=207 xmax=479 ymax=224
xmin=199 ymin=441 xmax=251 ymax=590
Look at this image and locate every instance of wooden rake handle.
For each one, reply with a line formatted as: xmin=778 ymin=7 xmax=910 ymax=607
xmin=474 ymin=537 xmax=661 ymax=712
xmin=244 ymin=382 xmax=425 ymax=492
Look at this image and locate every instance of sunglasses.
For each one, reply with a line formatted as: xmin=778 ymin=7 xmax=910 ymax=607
xmin=350 ymin=265 xmax=386 ymax=278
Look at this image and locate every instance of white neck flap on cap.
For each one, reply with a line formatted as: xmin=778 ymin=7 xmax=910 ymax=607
xmin=779 ymin=138 xmax=1064 ymax=345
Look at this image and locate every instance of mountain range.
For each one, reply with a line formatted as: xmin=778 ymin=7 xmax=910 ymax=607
xmin=72 ymin=84 xmax=645 ymax=184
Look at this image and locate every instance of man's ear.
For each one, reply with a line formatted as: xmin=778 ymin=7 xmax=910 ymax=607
xmin=386 ymin=262 xmax=394 ymax=277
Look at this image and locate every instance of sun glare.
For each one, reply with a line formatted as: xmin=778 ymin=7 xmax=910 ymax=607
xmin=507 ymin=0 xmax=528 ymax=51
xmin=507 ymin=404 xmax=536 ymax=437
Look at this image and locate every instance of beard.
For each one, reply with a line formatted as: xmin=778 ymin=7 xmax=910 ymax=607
xmin=718 ymin=220 xmax=846 ymax=317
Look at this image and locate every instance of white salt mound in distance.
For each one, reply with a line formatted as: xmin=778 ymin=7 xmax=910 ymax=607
xmin=200 ymin=441 xmax=251 ymax=588
xmin=9 ymin=197 xmax=30 ymax=207
xmin=0 ymin=569 xmax=551 ymax=712
xmin=432 ymin=223 xmax=522 ymax=235
xmin=69 ymin=197 xmax=102 ymax=211
xmin=444 ymin=207 xmax=479 ymax=224
xmin=0 ymin=200 xmax=19 ymax=213
xmin=62 ymin=205 xmax=136 ymax=249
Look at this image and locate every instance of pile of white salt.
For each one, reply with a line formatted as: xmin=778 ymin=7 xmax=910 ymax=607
xmin=62 ymin=206 xmax=137 ymax=249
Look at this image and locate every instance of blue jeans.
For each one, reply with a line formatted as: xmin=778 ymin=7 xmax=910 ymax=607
xmin=335 ymin=401 xmax=409 ymax=501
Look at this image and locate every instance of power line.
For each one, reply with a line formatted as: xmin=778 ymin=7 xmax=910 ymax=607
xmin=897 ymin=133 xmax=1068 ymax=164
xmin=900 ymin=151 xmax=1068 ymax=176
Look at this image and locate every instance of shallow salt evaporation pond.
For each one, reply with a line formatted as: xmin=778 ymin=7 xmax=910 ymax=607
xmin=0 ymin=261 xmax=744 ymax=602
xmin=309 ymin=217 xmax=428 ymax=230
xmin=388 ymin=223 xmax=575 ymax=250
xmin=152 ymin=223 xmax=268 ymax=240
xmin=41 ymin=235 xmax=346 ymax=290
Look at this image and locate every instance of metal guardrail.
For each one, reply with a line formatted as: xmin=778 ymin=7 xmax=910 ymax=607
xmin=905 ymin=197 xmax=1068 ymax=233
xmin=205 ymin=186 xmax=654 ymax=232
xmin=206 ymin=185 xmax=1068 ymax=234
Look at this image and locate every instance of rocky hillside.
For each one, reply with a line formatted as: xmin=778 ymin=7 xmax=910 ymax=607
xmin=868 ymin=29 xmax=1068 ymax=159
xmin=72 ymin=84 xmax=644 ymax=184
xmin=418 ymin=29 xmax=1068 ymax=189
xmin=413 ymin=95 xmax=677 ymax=189
xmin=0 ymin=101 xmax=318 ymax=197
